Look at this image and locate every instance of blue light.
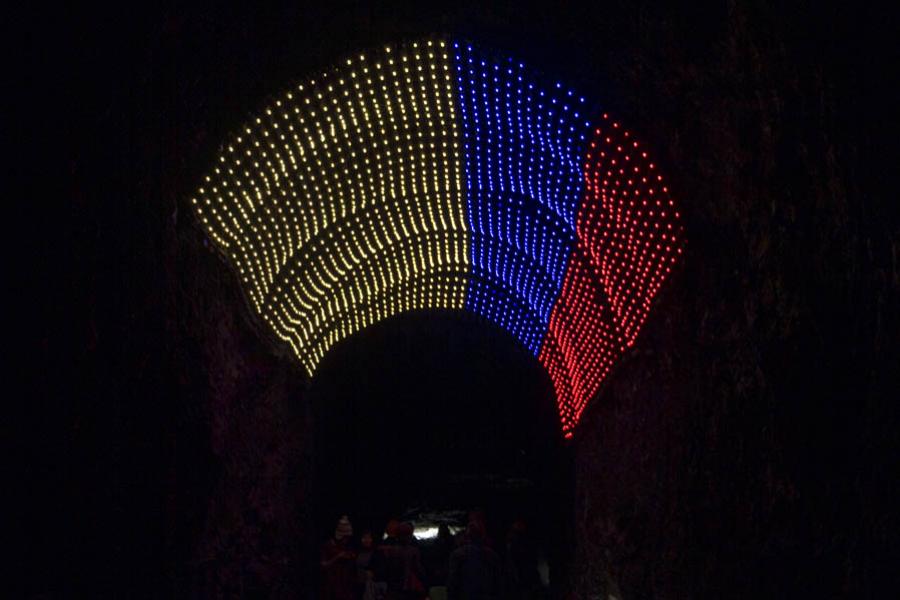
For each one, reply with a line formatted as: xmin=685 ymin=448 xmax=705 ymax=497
xmin=454 ymin=41 xmax=593 ymax=353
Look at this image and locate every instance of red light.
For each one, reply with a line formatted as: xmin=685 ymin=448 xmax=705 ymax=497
xmin=540 ymin=120 xmax=684 ymax=435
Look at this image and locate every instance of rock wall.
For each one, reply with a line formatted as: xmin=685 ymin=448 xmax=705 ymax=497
xmin=567 ymin=3 xmax=897 ymax=598
xmin=166 ymin=226 xmax=314 ymax=597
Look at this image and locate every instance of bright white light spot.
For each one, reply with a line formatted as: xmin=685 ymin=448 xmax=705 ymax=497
xmin=415 ymin=526 xmax=440 ymax=539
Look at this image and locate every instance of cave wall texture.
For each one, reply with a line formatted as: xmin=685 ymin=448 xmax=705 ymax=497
xmin=25 ymin=1 xmax=896 ymax=598
xmin=565 ymin=4 xmax=898 ymax=597
xmin=167 ymin=230 xmax=314 ymax=597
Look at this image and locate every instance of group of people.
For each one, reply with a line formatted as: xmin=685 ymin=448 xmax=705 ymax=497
xmin=319 ymin=512 xmax=543 ymax=600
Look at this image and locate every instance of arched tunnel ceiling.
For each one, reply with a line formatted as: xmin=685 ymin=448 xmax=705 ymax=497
xmin=192 ymin=37 xmax=684 ymax=436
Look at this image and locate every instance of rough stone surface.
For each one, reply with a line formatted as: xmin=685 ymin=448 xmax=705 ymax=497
xmin=169 ymin=229 xmax=314 ymax=597
xmin=566 ymin=4 xmax=897 ymax=598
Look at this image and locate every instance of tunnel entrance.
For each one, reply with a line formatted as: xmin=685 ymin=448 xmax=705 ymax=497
xmin=308 ymin=310 xmax=575 ymax=594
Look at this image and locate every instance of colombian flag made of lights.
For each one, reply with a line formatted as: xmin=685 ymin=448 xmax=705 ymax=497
xmin=192 ymin=38 xmax=684 ymax=437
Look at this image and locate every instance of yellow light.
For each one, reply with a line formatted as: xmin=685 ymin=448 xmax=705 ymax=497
xmin=193 ymin=39 xmax=468 ymax=376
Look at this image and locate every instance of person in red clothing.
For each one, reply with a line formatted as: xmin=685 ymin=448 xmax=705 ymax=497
xmin=372 ymin=521 xmax=427 ymax=600
xmin=320 ymin=515 xmax=357 ymax=600
xmin=396 ymin=522 xmax=427 ymax=600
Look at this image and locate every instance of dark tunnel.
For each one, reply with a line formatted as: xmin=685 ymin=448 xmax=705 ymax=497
xmin=309 ymin=311 xmax=574 ymax=592
xmin=18 ymin=2 xmax=898 ymax=598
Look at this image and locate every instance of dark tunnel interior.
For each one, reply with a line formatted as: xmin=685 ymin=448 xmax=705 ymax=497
xmin=309 ymin=311 xmax=574 ymax=590
xmin=17 ymin=1 xmax=898 ymax=598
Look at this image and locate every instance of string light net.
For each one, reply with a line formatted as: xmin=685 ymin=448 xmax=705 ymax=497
xmin=192 ymin=37 xmax=684 ymax=436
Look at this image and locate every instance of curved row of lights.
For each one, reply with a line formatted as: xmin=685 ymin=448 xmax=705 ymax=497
xmin=192 ymin=38 xmax=683 ymax=436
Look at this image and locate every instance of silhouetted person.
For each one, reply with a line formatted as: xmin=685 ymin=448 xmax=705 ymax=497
xmin=466 ymin=509 xmax=494 ymax=549
xmin=453 ymin=529 xmax=466 ymax=549
xmin=373 ymin=521 xmax=427 ymax=600
xmin=356 ymin=531 xmax=377 ymax=600
xmin=382 ymin=519 xmax=401 ymax=548
xmin=448 ymin=521 xmax=502 ymax=600
xmin=371 ymin=519 xmax=403 ymax=599
xmin=371 ymin=521 xmax=397 ymax=561
xmin=320 ymin=516 xmax=357 ymax=600
xmin=424 ymin=523 xmax=454 ymax=587
xmin=396 ymin=522 xmax=427 ymax=599
xmin=503 ymin=520 xmax=540 ymax=599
